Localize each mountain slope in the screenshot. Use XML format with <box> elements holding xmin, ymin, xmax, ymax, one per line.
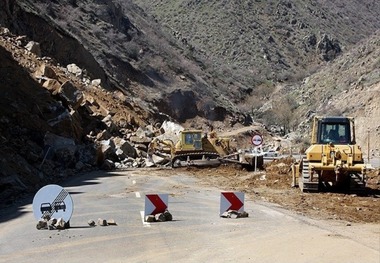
<box><xmin>132</xmin><ymin>0</ymin><xmax>380</xmax><ymax>84</ymax></box>
<box><xmin>291</xmin><ymin>31</ymin><xmax>380</xmax><ymax>151</ymax></box>
<box><xmin>2</xmin><ymin>0</ymin><xmax>379</xmax><ymax>126</ymax></box>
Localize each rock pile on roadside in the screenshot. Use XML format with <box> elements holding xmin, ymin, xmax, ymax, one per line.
<box><xmin>36</xmin><ymin>216</ymin><xmax>70</xmax><ymax>230</ymax></box>
<box><xmin>145</xmin><ymin>210</ymin><xmax>173</xmax><ymax>223</ymax></box>
<box><xmin>0</xmin><ymin>27</ymin><xmax>180</xmax><ymax>207</ymax></box>
<box><xmin>220</xmin><ymin>210</ymin><xmax>249</xmax><ymax>219</ymax></box>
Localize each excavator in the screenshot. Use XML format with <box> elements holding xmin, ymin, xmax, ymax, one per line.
<box><xmin>292</xmin><ymin>116</ymin><xmax>367</xmax><ymax>192</ymax></box>
<box><xmin>148</xmin><ymin>129</ymin><xmax>263</xmax><ymax>169</ymax></box>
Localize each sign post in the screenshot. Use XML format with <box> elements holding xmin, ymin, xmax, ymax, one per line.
<box><xmin>251</xmin><ymin>134</ymin><xmax>263</xmax><ymax>172</ymax></box>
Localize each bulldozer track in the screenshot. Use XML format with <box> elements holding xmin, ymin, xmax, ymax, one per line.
<box><xmin>301</xmin><ymin>159</ymin><xmax>319</xmax><ymax>192</ymax></box>
<box><xmin>171</xmin><ymin>152</ymin><xmax>220</xmax><ymax>168</ymax></box>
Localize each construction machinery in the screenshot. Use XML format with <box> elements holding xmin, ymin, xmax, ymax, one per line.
<box><xmin>148</xmin><ymin>129</ymin><xmax>263</xmax><ymax>169</ymax></box>
<box><xmin>292</xmin><ymin>116</ymin><xmax>367</xmax><ymax>192</ymax></box>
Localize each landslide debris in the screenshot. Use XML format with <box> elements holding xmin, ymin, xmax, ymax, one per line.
<box><xmin>0</xmin><ymin>27</ymin><xmax>162</xmax><ymax>208</ymax></box>
<box><xmin>184</xmin><ymin>159</ymin><xmax>380</xmax><ymax>223</ymax></box>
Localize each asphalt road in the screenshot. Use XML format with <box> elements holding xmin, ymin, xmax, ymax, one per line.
<box><xmin>0</xmin><ymin>169</ymin><xmax>379</xmax><ymax>263</ymax></box>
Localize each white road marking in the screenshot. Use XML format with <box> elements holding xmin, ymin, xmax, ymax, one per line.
<box><xmin>135</xmin><ymin>192</ymin><xmax>141</xmax><ymax>198</ymax></box>
<box><xmin>140</xmin><ymin>211</ymin><xmax>151</xmax><ymax>227</ymax></box>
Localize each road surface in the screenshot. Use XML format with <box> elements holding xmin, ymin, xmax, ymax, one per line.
<box><xmin>0</xmin><ymin>169</ymin><xmax>379</xmax><ymax>263</ymax></box>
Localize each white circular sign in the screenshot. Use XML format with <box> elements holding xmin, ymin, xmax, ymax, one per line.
<box><xmin>32</xmin><ymin>184</ymin><xmax>73</xmax><ymax>222</ymax></box>
<box><xmin>251</xmin><ymin>134</ymin><xmax>263</xmax><ymax>146</ymax></box>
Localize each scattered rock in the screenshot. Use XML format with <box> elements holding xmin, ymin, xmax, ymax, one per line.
<box><xmin>155</xmin><ymin>213</ymin><xmax>166</xmax><ymax>222</ymax></box>
<box><xmin>25</xmin><ymin>41</ymin><xmax>41</xmax><ymax>57</ymax></box>
<box><xmin>67</xmin><ymin>63</ymin><xmax>82</xmax><ymax>77</ymax></box>
<box><xmin>91</xmin><ymin>79</ymin><xmax>101</xmax><ymax>86</ymax></box>
<box><xmin>163</xmin><ymin>210</ymin><xmax>173</xmax><ymax>221</ymax></box>
<box><xmin>36</xmin><ymin>217</ymin><xmax>69</xmax><ymax>230</ymax></box>
<box><xmin>97</xmin><ymin>218</ymin><xmax>108</xmax><ymax>226</ymax></box>
<box><xmin>220</xmin><ymin>210</ymin><xmax>249</xmax><ymax>219</ymax></box>
<box><xmin>59</xmin><ymin>80</ymin><xmax>84</xmax><ymax>110</ymax></box>
<box><xmin>88</xmin><ymin>219</ymin><xmax>96</xmax><ymax>227</ymax></box>
<box><xmin>107</xmin><ymin>219</ymin><xmax>117</xmax><ymax>225</ymax></box>
<box><xmin>145</xmin><ymin>215</ymin><xmax>155</xmax><ymax>222</ymax></box>
<box><xmin>36</xmin><ymin>219</ymin><xmax>48</xmax><ymax>230</ymax></box>
<box><xmin>35</xmin><ymin>63</ymin><xmax>57</xmax><ymax>79</ymax></box>
<box><xmin>55</xmin><ymin>218</ymin><xmax>66</xmax><ymax>229</ymax></box>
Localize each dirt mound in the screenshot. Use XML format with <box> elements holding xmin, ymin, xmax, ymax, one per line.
<box><xmin>183</xmin><ymin>159</ymin><xmax>380</xmax><ymax>223</ymax></box>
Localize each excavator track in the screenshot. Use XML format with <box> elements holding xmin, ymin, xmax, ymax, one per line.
<box><xmin>171</xmin><ymin>152</ymin><xmax>220</xmax><ymax>168</ymax></box>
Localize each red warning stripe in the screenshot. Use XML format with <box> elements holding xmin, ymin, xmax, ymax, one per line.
<box><xmin>222</xmin><ymin>192</ymin><xmax>244</xmax><ymax>211</ymax></box>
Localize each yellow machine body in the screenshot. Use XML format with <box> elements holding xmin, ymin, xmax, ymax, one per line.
<box><xmin>292</xmin><ymin>116</ymin><xmax>367</xmax><ymax>192</ymax></box>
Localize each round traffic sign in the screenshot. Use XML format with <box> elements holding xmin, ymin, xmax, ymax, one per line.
<box><xmin>32</xmin><ymin>184</ymin><xmax>73</xmax><ymax>222</ymax></box>
<box><xmin>251</xmin><ymin>134</ymin><xmax>263</xmax><ymax>146</ymax></box>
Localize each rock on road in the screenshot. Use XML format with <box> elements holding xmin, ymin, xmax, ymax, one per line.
<box><xmin>0</xmin><ymin>168</ymin><xmax>379</xmax><ymax>263</ymax></box>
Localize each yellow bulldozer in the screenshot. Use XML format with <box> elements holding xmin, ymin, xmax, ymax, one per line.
<box><xmin>292</xmin><ymin>116</ymin><xmax>367</xmax><ymax>192</ymax></box>
<box><xmin>148</xmin><ymin>129</ymin><xmax>263</xmax><ymax>169</ymax></box>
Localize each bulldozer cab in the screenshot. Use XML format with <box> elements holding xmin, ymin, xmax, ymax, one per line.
<box><xmin>312</xmin><ymin>116</ymin><xmax>354</xmax><ymax>145</ymax></box>
<box><xmin>178</xmin><ymin>130</ymin><xmax>203</xmax><ymax>151</ymax></box>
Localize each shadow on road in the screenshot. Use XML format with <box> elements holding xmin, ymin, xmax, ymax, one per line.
<box><xmin>0</xmin><ymin>169</ymin><xmax>131</xmax><ymax>224</ymax></box>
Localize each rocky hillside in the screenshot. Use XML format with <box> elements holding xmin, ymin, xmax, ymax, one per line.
<box><xmin>0</xmin><ymin>27</ymin><xmax>158</xmax><ymax>206</ymax></box>
<box><xmin>132</xmin><ymin>0</ymin><xmax>380</xmax><ymax>108</ymax></box>
<box><xmin>0</xmin><ymin>0</ymin><xmax>379</xmax><ymax>206</ymax></box>
<box><xmin>291</xmin><ymin>31</ymin><xmax>380</xmax><ymax>152</ymax></box>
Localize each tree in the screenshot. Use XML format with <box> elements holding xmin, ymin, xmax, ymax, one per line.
<box><xmin>272</xmin><ymin>95</ymin><xmax>297</xmax><ymax>135</ymax></box>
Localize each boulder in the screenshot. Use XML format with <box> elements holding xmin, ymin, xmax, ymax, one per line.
<box><xmin>36</xmin><ymin>220</ymin><xmax>48</xmax><ymax>230</ymax></box>
<box><xmin>59</xmin><ymin>81</ymin><xmax>84</xmax><ymax>109</ymax></box>
<box><xmin>35</xmin><ymin>63</ymin><xmax>57</xmax><ymax>79</ymax></box>
<box><xmin>42</xmin><ymin>78</ymin><xmax>61</xmax><ymax>92</ymax></box>
<box><xmin>101</xmin><ymin>159</ymin><xmax>115</xmax><ymax>170</ymax></box>
<box><xmin>76</xmin><ymin>144</ymin><xmax>99</xmax><ymax>166</ymax></box>
<box><xmin>99</xmin><ymin>139</ymin><xmax>116</xmax><ymax>160</ymax></box>
<box><xmin>97</xmin><ymin>218</ymin><xmax>108</xmax><ymax>226</ymax></box>
<box><xmin>151</xmin><ymin>154</ymin><xmax>169</xmax><ymax>165</ymax></box>
<box><xmin>113</xmin><ymin>137</ymin><xmax>136</xmax><ymax>159</ymax></box>
<box><xmin>96</xmin><ymin>130</ymin><xmax>112</xmax><ymax>141</ymax></box>
<box><xmin>88</xmin><ymin>219</ymin><xmax>96</xmax><ymax>227</ymax></box>
<box><xmin>67</xmin><ymin>63</ymin><xmax>82</xmax><ymax>77</ymax></box>
<box><xmin>135</xmin><ymin>126</ymin><xmax>155</xmax><ymax>138</ymax></box>
<box><xmin>107</xmin><ymin>219</ymin><xmax>117</xmax><ymax>225</ymax></box>
<box><xmin>91</xmin><ymin>79</ymin><xmax>101</xmax><ymax>86</ymax></box>
<box><xmin>163</xmin><ymin>210</ymin><xmax>173</xmax><ymax>221</ymax></box>
<box><xmin>102</xmin><ymin>115</ymin><xmax>118</xmax><ymax>133</ymax></box>
<box><xmin>145</xmin><ymin>215</ymin><xmax>155</xmax><ymax>222</ymax></box>
<box><xmin>25</xmin><ymin>41</ymin><xmax>41</xmax><ymax>57</ymax></box>
<box><xmin>55</xmin><ymin>218</ymin><xmax>66</xmax><ymax>229</ymax></box>
<box><xmin>129</xmin><ymin>136</ymin><xmax>152</xmax><ymax>144</ymax></box>
<box><xmin>316</xmin><ymin>34</ymin><xmax>342</xmax><ymax>61</ymax></box>
<box><xmin>44</xmin><ymin>132</ymin><xmax>75</xmax><ymax>149</ymax></box>
<box><xmin>155</xmin><ymin>213</ymin><xmax>166</xmax><ymax>222</ymax></box>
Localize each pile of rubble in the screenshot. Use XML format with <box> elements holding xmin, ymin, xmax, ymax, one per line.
<box><xmin>145</xmin><ymin>210</ymin><xmax>173</xmax><ymax>223</ymax></box>
<box><xmin>36</xmin><ymin>215</ymin><xmax>70</xmax><ymax>230</ymax></box>
<box><xmin>88</xmin><ymin>218</ymin><xmax>117</xmax><ymax>227</ymax></box>
<box><xmin>0</xmin><ymin>27</ymin><xmax>185</xmax><ymax>205</ymax></box>
<box><xmin>220</xmin><ymin>210</ymin><xmax>249</xmax><ymax>219</ymax></box>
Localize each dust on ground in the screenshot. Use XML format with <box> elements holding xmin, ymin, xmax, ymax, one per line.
<box><xmin>173</xmin><ymin>158</ymin><xmax>380</xmax><ymax>223</ymax></box>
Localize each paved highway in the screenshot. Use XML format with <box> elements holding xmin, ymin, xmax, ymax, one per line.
<box><xmin>0</xmin><ymin>169</ymin><xmax>379</xmax><ymax>263</ymax></box>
